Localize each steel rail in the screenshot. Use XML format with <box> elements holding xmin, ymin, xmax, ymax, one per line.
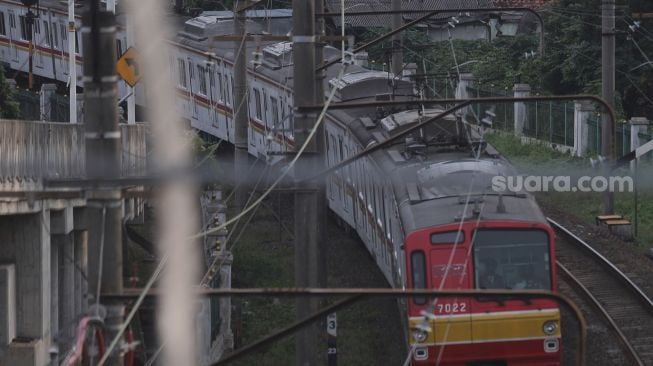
<box><xmin>556</xmin><ymin>262</ymin><xmax>644</xmax><ymax>366</ymax></box>
<box><xmin>548</xmin><ymin>218</ymin><xmax>653</xmax><ymax>312</ymax></box>
<box><xmin>549</xmin><ymin>218</ymin><xmax>653</xmax><ymax>365</ymax></box>
<box><xmin>102</xmin><ymin>287</ymin><xmax>586</xmax><ymax>366</ymax></box>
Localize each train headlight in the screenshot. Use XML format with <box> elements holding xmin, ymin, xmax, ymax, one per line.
<box><xmin>542</xmin><ymin>320</ymin><xmax>558</xmax><ymax>335</ymax></box>
<box><xmin>411</xmin><ymin>326</ymin><xmax>429</xmax><ymax>343</ymax></box>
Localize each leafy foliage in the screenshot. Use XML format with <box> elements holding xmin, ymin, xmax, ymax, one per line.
<box><xmin>0</xmin><ymin>66</ymin><xmax>19</xmax><ymax>119</ymax></box>
<box><xmin>360</xmin><ymin>0</ymin><xmax>653</xmax><ymax>119</ymax></box>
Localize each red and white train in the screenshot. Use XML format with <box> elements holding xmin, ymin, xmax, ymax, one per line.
<box><xmin>0</xmin><ymin>1</ymin><xmax>561</xmax><ymax>364</ymax></box>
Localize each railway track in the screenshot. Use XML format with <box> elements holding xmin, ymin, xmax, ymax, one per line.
<box><xmin>549</xmin><ymin>218</ymin><xmax>653</xmax><ymax>366</ymax></box>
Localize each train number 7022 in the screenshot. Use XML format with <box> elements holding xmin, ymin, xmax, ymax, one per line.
<box><xmin>435</xmin><ymin>302</ymin><xmax>467</xmax><ymax>314</ymax></box>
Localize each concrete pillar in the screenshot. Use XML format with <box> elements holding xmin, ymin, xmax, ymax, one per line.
<box><xmin>513</xmin><ymin>84</ymin><xmax>531</xmax><ymax>137</ymax></box>
<box><xmin>7</xmin><ymin>210</ymin><xmax>51</xmax><ymax>365</ymax></box>
<box><xmin>197</xmin><ymin>299</ymin><xmax>211</xmax><ymax>366</ymax></box>
<box><xmin>0</xmin><ymin>264</ymin><xmax>16</xmax><ymax>347</ymax></box>
<box><xmin>573</xmin><ymin>101</ymin><xmax>595</xmax><ymax>157</ymax></box>
<box><xmin>218</xmin><ymin>251</ymin><xmax>233</xmax><ymax>341</ymax></box>
<box><xmin>73</xmin><ymin>230</ymin><xmax>88</xmax><ymax>315</ymax></box>
<box><xmin>39</xmin><ymin>84</ymin><xmax>57</xmax><ymax>122</ymax></box>
<box><xmin>53</xmin><ymin>234</ymin><xmax>75</xmax><ymax>339</ymax></box>
<box><xmin>50</xmin><ymin>208</ymin><xmax>74</xmax><ymax>344</ymax></box>
<box><xmin>629</xmin><ymin>117</ymin><xmax>651</xmax><ymax>171</ymax></box>
<box><xmin>455</xmin><ymin>73</ymin><xmax>475</xmax><ymax>120</ymax></box>
<box><xmin>76</xmin><ymin>93</ymin><xmax>84</xmax><ymax>123</ymax></box>
<box><xmin>50</xmin><ymin>241</ymin><xmax>59</xmax><ymax>342</ymax></box>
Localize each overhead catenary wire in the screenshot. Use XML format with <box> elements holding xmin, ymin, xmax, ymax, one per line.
<box><xmin>546</xmin><ymin>43</ymin><xmax>653</xmax><ymax>107</ymax></box>
<box><xmin>98</xmin><ymin>65</ymin><xmax>349</xmax><ymax>365</ymax></box>
<box><xmin>146</xmin><ymin>163</ymin><xmax>272</xmax><ymax>366</ymax></box>
<box><xmin>404</xmin><ymin>121</ymin><xmax>490</xmax><ymax>365</ymax></box>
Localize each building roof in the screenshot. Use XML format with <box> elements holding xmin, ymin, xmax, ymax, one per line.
<box><xmin>323</xmin><ymin>0</ymin><xmax>493</xmax><ymax>28</ymax></box>
<box><xmin>492</xmin><ymin>0</ymin><xmax>553</xmax><ymax>10</ymax></box>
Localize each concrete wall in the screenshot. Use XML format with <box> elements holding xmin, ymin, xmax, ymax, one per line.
<box><xmin>0</xmin><ymin>211</ymin><xmax>51</xmax><ymax>366</ymax></box>
<box><xmin>0</xmin><ymin>205</ymin><xmax>83</xmax><ymax>366</ymax></box>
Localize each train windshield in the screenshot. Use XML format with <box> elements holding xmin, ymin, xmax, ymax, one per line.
<box><xmin>472</xmin><ymin>229</ymin><xmax>551</xmax><ymax>290</ymax></box>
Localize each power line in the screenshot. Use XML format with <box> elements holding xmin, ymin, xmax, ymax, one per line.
<box><xmin>98</xmin><ymin>66</ymin><xmax>350</xmax><ymax>365</ymax></box>
<box><xmin>548</xmin><ymin>43</ymin><xmax>653</xmax><ymax>107</ymax></box>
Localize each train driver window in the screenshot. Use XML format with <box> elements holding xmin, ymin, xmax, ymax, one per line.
<box><xmin>473</xmin><ymin>229</ymin><xmax>551</xmax><ymax>290</ymax></box>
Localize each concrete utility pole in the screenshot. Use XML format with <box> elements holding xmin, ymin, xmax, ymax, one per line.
<box><xmin>601</xmin><ymin>0</ymin><xmax>616</xmax><ymax>214</ymax></box>
<box><xmin>292</xmin><ymin>0</ymin><xmax>322</xmax><ymax>365</ymax></box>
<box><xmin>68</xmin><ymin>0</ymin><xmax>77</xmax><ymax>123</ymax></box>
<box><xmin>82</xmin><ymin>7</ymin><xmax>124</xmax><ymax>366</ymax></box>
<box><xmin>313</xmin><ymin>0</ymin><xmax>328</xmax><ymax>360</ymax></box>
<box><xmin>233</xmin><ymin>5</ymin><xmax>249</xmax><ymax>211</ymax></box>
<box><xmin>391</xmin><ymin>0</ymin><xmax>403</xmax><ymax>77</ymax></box>
<box><xmin>126</xmin><ymin>13</ymin><xmax>136</xmax><ymax>124</ymax></box>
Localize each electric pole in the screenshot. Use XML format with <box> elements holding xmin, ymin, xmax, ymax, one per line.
<box><xmin>391</xmin><ymin>0</ymin><xmax>403</xmax><ymax>77</ymax></box>
<box><xmin>233</xmin><ymin>4</ymin><xmax>249</xmax><ymax>211</ymax></box>
<box><xmin>82</xmin><ymin>5</ymin><xmax>124</xmax><ymax>365</ymax></box>
<box><xmin>293</xmin><ymin>0</ymin><xmax>322</xmax><ymax>365</ymax></box>
<box><xmin>68</xmin><ymin>0</ymin><xmax>77</xmax><ymax>123</ymax></box>
<box><xmin>602</xmin><ymin>0</ymin><xmax>616</xmax><ymax>214</ymax></box>
<box><xmin>314</xmin><ymin>0</ymin><xmax>329</xmax><ymax>360</ymax></box>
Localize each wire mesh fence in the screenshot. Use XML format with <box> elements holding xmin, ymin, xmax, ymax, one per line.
<box><xmin>13</xmin><ymin>88</ymin><xmax>41</xmax><ymax>121</ymax></box>
<box><xmin>523</xmin><ymin>100</ymin><xmax>575</xmax><ymax>147</ymax></box>
<box><xmin>12</xmin><ymin>88</ymin><xmax>71</xmax><ymax>122</ymax></box>
<box><xmin>467</xmin><ymin>85</ymin><xmax>576</xmax><ymax>147</ymax></box>
<box><xmin>586</xmin><ymin>117</ymin><xmax>653</xmax><ymax>157</ymax></box>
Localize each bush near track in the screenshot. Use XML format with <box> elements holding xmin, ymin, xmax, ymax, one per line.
<box><xmin>485</xmin><ymin>133</ymin><xmax>653</xmax><ymax>248</ymax></box>
<box><xmin>229</xmin><ymin>194</ymin><xmax>405</xmax><ymax>365</ymax></box>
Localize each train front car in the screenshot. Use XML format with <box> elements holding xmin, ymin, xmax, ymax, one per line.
<box><xmin>401</xmin><ymin>159</ymin><xmax>560</xmax><ymax>366</ymax></box>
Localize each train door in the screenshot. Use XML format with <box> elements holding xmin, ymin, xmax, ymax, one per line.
<box><xmin>8</xmin><ymin>10</ymin><xmax>18</xmax><ymax>62</ymax></box>
<box><xmin>342</xmin><ymin>142</ymin><xmax>353</xmax><ymax>217</ymax></box>
<box><xmin>428</xmin><ymin>236</ymin><xmax>472</xmax><ymax>360</ymax></box>
<box><xmin>33</xmin><ymin>18</ymin><xmax>44</xmax><ymax>69</ymax></box>
<box><xmin>59</xmin><ymin>22</ymin><xmax>66</xmax><ymax>73</ymax></box>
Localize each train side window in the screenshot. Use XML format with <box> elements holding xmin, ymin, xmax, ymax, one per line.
<box><xmin>9</xmin><ymin>13</ymin><xmax>15</xmax><ymax>29</ymax></box>
<box><xmin>253</xmin><ymin>88</ymin><xmax>262</xmax><ymax>120</ymax></box>
<box><xmin>19</xmin><ymin>15</ymin><xmax>27</xmax><ymax>40</ymax></box>
<box><xmin>431</xmin><ymin>231</ymin><xmax>465</xmax><ymax>245</ymax></box>
<box><xmin>270</xmin><ymin>96</ymin><xmax>279</xmax><ymax>127</ymax></box>
<box><xmin>197</xmin><ymin>65</ymin><xmax>207</xmax><ymax>95</ymax></box>
<box><xmin>227</xmin><ymin>75</ymin><xmax>234</xmax><ymax>103</ymax></box>
<box><xmin>217</xmin><ymin>72</ymin><xmax>223</xmax><ymax>101</ymax></box>
<box><xmin>177</xmin><ymin>59</ymin><xmax>187</xmax><ymax>88</ymax></box>
<box><xmin>42</xmin><ymin>21</ymin><xmax>49</xmax><ymax>46</ymax></box>
<box><xmin>52</xmin><ymin>21</ymin><xmax>58</xmax><ymax>48</ymax></box>
<box><xmin>60</xmin><ymin>23</ymin><xmax>66</xmax><ymax>41</ymax></box>
<box><xmin>411</xmin><ymin>251</ymin><xmax>427</xmax><ymax>305</ymax></box>
<box><xmin>0</xmin><ymin>12</ymin><xmax>6</xmax><ymax>36</ymax></box>
<box><xmin>262</xmin><ymin>89</ymin><xmax>268</xmax><ymax>123</ymax></box>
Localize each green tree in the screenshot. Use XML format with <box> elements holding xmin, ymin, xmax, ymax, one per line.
<box><xmin>0</xmin><ymin>66</ymin><xmax>19</xmax><ymax>119</ymax></box>
<box><xmin>360</xmin><ymin>0</ymin><xmax>653</xmax><ymax>119</ymax></box>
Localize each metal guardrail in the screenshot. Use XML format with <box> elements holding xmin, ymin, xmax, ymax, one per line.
<box><xmin>0</xmin><ymin>120</ymin><xmax>147</xmax><ymax>182</ymax></box>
